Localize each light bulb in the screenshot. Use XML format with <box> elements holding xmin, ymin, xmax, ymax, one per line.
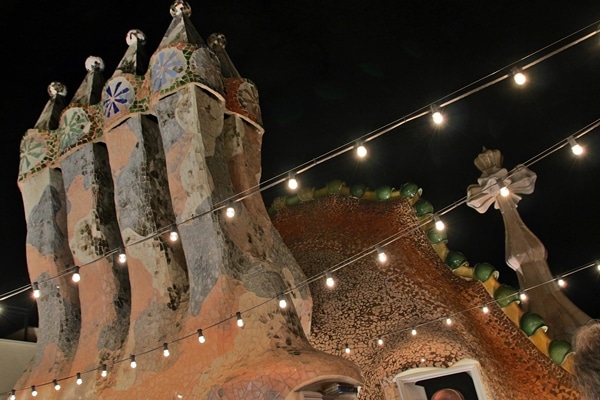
<box><xmin>31</xmin><ymin>386</ymin><xmax>37</xmax><ymax>397</ymax></box>
<box><xmin>519</xmin><ymin>292</ymin><xmax>528</xmax><ymax>301</ymax></box>
<box><xmin>278</xmin><ymin>294</ymin><xmax>287</xmax><ymax>309</ymax></box>
<box><xmin>101</xmin><ymin>364</ymin><xmax>108</xmax><ymax>377</ymax></box>
<box><xmin>225</xmin><ymin>205</ymin><xmax>236</xmax><ymax>218</ymax></box>
<box><xmin>432</xmin><ymin>111</ymin><xmax>444</xmax><ymax>125</ymax></box>
<box><xmin>356</xmin><ymin>142</ymin><xmax>367</xmax><ymax>158</ymax></box>
<box><xmin>163</xmin><ymin>343</ymin><xmax>170</xmax><ymax>357</ymax></box>
<box><xmin>596</xmin><ymin>260</ymin><xmax>600</xmax><ymax>271</ymax></box>
<box><xmin>118</xmin><ymin>251</ymin><xmax>127</xmax><ymax>264</ymax></box>
<box><xmin>53</xmin><ymin>379</ymin><xmax>61</xmax><ymax>391</ymax></box>
<box><xmin>72</xmin><ymin>266</ymin><xmax>81</xmax><ymax>283</ymax></box>
<box><xmin>411</xmin><ymin>328</ymin><xmax>417</xmax><ymax>336</ymax></box>
<box><xmin>497</xmin><ymin>178</ymin><xmax>509</xmax><ymax>197</ymax></box>
<box><xmin>568</xmin><ymin>136</ymin><xmax>584</xmax><ymax>155</ymax></box>
<box><xmin>430</xmin><ymin>104</ymin><xmax>444</xmax><ymax>125</ymax></box>
<box><xmin>557</xmin><ymin>278</ymin><xmax>566</xmax><ymax>288</ymax></box>
<box><xmin>345</xmin><ymin>344</ymin><xmax>351</xmax><ymax>354</ymax></box>
<box><xmin>169</xmin><ymin>229</ymin><xmax>179</xmax><ymax>242</ymax></box>
<box><xmin>513</xmin><ymin>71</ymin><xmax>527</xmax><ymax>86</ymax></box>
<box><xmin>197</xmin><ymin>329</ymin><xmax>206</xmax><ymax>343</ymax></box>
<box><xmin>376</xmin><ymin>247</ymin><xmax>387</xmax><ymax>263</ymax></box>
<box><xmin>9</xmin><ymin>389</ymin><xmax>15</xmax><ymax>400</ymax></box>
<box><xmin>434</xmin><ymin>215</ymin><xmax>445</xmax><ymax>231</ymax></box>
<box><xmin>236</xmin><ymin>312</ymin><xmax>244</xmax><ymax>327</ymax></box>
<box><xmin>482</xmin><ymin>306</ymin><xmax>490</xmax><ymax>314</ymax></box>
<box><xmin>377</xmin><ymin>337</ymin><xmax>384</xmax><ymax>346</ymax></box>
<box><xmin>446</xmin><ymin>317</ymin><xmax>452</xmax><ymax>326</ymax></box>
<box><xmin>130</xmin><ymin>355</ymin><xmax>137</xmax><ymax>369</ymax></box>
<box><xmin>287</xmin><ymin>173</ymin><xmax>298</xmax><ymax>190</ymax></box>
<box><xmin>325</xmin><ymin>273</ymin><xmax>335</xmax><ymax>288</ymax></box>
<box><xmin>32</xmin><ymin>282</ymin><xmax>40</xmax><ymax>299</ymax></box>
<box><xmin>76</xmin><ymin>372</ymin><xmax>83</xmax><ymax>385</ymax></box>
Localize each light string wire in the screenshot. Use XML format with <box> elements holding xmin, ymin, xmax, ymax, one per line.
<box><xmin>3</xmin><ymin>18</ymin><xmax>600</xmax><ymax>398</ymax></box>
<box><xmin>208</xmin><ymin>18</ymin><xmax>600</xmax><ymax>214</ymax></box>
<box><xmin>2</xmin><ymin>16</ymin><xmax>599</xmax><ymax>302</ymax></box>
<box><xmin>4</xmin><ymin>114</ymin><xmax>599</xmax><ymax>398</ymax></box>
<box><xmin>371</xmin><ymin>261</ymin><xmax>600</xmax><ymax>349</ymax></box>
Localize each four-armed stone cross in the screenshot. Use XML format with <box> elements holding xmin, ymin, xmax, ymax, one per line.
<box><xmin>466</xmin><ymin>148</ymin><xmax>590</xmax><ymax>341</ymax></box>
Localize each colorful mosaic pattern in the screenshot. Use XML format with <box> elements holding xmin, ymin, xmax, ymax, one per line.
<box><xmin>103</xmin><ymin>77</ymin><xmax>135</xmax><ymax>118</ymax></box>
<box><xmin>58</xmin><ymin>108</ymin><xmax>92</xmax><ymax>155</ymax></box>
<box><xmin>19</xmin><ymin>130</ymin><xmax>57</xmax><ymax>179</ymax></box>
<box><xmin>224</xmin><ymin>78</ymin><xmax>263</xmax><ymax>126</ymax></box>
<box><xmin>150</xmin><ymin>44</ymin><xmax>223</xmax><ymax>97</ymax></box>
<box><xmin>151</xmin><ymin>47</ymin><xmax>186</xmax><ymax>93</ymax></box>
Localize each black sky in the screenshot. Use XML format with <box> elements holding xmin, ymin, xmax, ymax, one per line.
<box><xmin>2</xmin><ymin>1</ymin><xmax>600</xmax><ymax>337</ymax></box>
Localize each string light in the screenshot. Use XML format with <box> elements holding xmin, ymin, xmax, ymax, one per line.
<box><xmin>277</xmin><ymin>293</ymin><xmax>287</xmax><ymax>309</ymax></box>
<box><xmin>72</xmin><ymin>266</ymin><xmax>81</xmax><ymax>283</ymax></box>
<box><xmin>225</xmin><ymin>203</ymin><xmax>236</xmax><ymax>218</ymax></box>
<box><xmin>32</xmin><ymin>282</ymin><xmax>40</xmax><ymax>299</ymax></box>
<box><xmin>376</xmin><ymin>246</ymin><xmax>387</xmax><ymax>263</ymax></box>
<box><xmin>130</xmin><ymin>354</ymin><xmax>137</xmax><ymax>369</ymax></box>
<box><xmin>433</xmin><ymin>214</ymin><xmax>445</xmax><ymax>231</ymax></box>
<box><xmin>557</xmin><ymin>277</ymin><xmax>566</xmax><ymax>288</ymax></box>
<box><xmin>567</xmin><ymin>135</ymin><xmax>584</xmax><ymax>155</ymax></box>
<box><xmin>169</xmin><ymin>226</ymin><xmax>179</xmax><ymax>242</ymax></box>
<box><xmin>512</xmin><ymin>67</ymin><xmax>527</xmax><ymax>85</ymax></box>
<box><xmin>287</xmin><ymin>172</ymin><xmax>298</xmax><ymax>190</ymax></box>
<box><xmin>519</xmin><ymin>292</ymin><xmax>528</xmax><ymax>301</ymax></box>
<box><xmin>4</xmin><ymin>24</ymin><xmax>598</xmax><ymax>312</ymax></box>
<box><xmin>76</xmin><ymin>372</ymin><xmax>83</xmax><ymax>385</ymax></box>
<box><xmin>117</xmin><ymin>250</ymin><xmax>127</xmax><ymax>264</ymax></box>
<box><xmin>197</xmin><ymin>329</ymin><xmax>206</xmax><ymax>343</ymax></box>
<box><xmin>445</xmin><ymin>317</ymin><xmax>452</xmax><ymax>326</ymax></box>
<box><xmin>596</xmin><ymin>260</ymin><xmax>600</xmax><ymax>271</ymax></box>
<box><xmin>163</xmin><ymin>343</ymin><xmax>170</xmax><ymax>357</ymax></box>
<box><xmin>9</xmin><ymin>389</ymin><xmax>15</xmax><ymax>400</ymax></box>
<box><xmin>325</xmin><ymin>272</ymin><xmax>335</xmax><ymax>288</ymax></box>
<box><xmin>30</xmin><ymin>386</ymin><xmax>37</xmax><ymax>397</ymax></box>
<box><xmin>355</xmin><ymin>141</ymin><xmax>367</xmax><ymax>158</ymax></box>
<box><xmin>495</xmin><ymin>178</ymin><xmax>510</xmax><ymax>197</ymax></box>
<box><xmin>236</xmin><ymin>311</ymin><xmax>244</xmax><ymax>327</ymax></box>
<box><xmin>6</xmin><ymin>258</ymin><xmax>598</xmax><ymax>397</ymax></box>
<box><xmin>53</xmin><ymin>379</ymin><xmax>61</xmax><ymax>391</ymax></box>
<box><xmin>430</xmin><ymin>105</ymin><xmax>444</xmax><ymax>125</ymax></box>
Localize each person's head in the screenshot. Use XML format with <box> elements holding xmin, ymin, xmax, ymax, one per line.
<box><xmin>573</xmin><ymin>321</ymin><xmax>600</xmax><ymax>399</ymax></box>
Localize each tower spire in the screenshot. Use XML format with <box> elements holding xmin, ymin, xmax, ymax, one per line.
<box><xmin>207</xmin><ymin>33</ymin><xmax>263</xmax><ymax>128</ymax></box>
<box><xmin>34</xmin><ymin>82</ymin><xmax>68</xmax><ymax>130</ymax></box>
<box><xmin>114</xmin><ymin>29</ymin><xmax>149</xmax><ymax>76</ymax></box>
<box><xmin>70</xmin><ymin>56</ymin><xmax>106</xmax><ymax>106</ymax></box>
<box><xmin>158</xmin><ymin>1</ymin><xmax>205</xmax><ymax>51</ymax></box>
<box><xmin>207</xmin><ymin>33</ymin><xmax>240</xmax><ymax>79</ymax></box>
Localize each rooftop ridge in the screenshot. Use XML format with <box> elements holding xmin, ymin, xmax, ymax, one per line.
<box><xmin>267</xmin><ymin>179</ymin><xmax>575</xmax><ymax>372</ymax></box>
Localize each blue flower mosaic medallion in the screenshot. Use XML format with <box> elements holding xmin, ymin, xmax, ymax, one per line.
<box><xmin>103</xmin><ymin>77</ymin><xmax>135</xmax><ymax>118</ymax></box>
<box><xmin>150</xmin><ymin>48</ymin><xmax>186</xmax><ymax>93</ymax></box>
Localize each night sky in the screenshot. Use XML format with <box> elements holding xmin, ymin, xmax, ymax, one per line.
<box><xmin>1</xmin><ymin>1</ymin><xmax>600</xmax><ymax>338</ymax></box>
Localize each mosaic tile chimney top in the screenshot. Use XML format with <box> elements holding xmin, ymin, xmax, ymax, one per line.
<box><xmin>16</xmin><ymin>1</ymin><xmax>362</xmax><ymax>398</ymax></box>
